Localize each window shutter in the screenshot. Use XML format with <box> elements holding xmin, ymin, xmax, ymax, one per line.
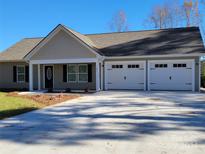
<box><xmin>63</xmin><ymin>65</ymin><xmax>67</xmax><ymax>82</ymax></box>
<box><xmin>25</xmin><ymin>66</ymin><xmax>29</xmax><ymax>82</ymax></box>
<box><xmin>88</xmin><ymin>64</ymin><xmax>92</xmax><ymax>82</ymax></box>
<box><xmin>13</xmin><ymin>66</ymin><xmax>17</xmax><ymax>82</ymax></box>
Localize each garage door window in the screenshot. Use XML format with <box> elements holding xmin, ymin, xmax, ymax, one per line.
<box><xmin>155</xmin><ymin>64</ymin><xmax>167</xmax><ymax>68</ymax></box>
<box><xmin>173</xmin><ymin>64</ymin><xmax>186</xmax><ymax>68</ymax></box>
<box><xmin>128</xmin><ymin>64</ymin><xmax>139</xmax><ymax>68</ymax></box>
<box><xmin>112</xmin><ymin>65</ymin><xmax>123</xmax><ymax>69</ymax></box>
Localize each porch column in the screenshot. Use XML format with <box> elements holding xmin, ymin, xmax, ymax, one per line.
<box><xmin>100</xmin><ymin>62</ymin><xmax>104</xmax><ymax>90</ymax></box>
<box><xmin>96</xmin><ymin>61</ymin><xmax>100</xmax><ymax>91</ymax></box>
<box><xmin>198</xmin><ymin>59</ymin><xmax>202</xmax><ymax>92</ymax></box>
<box><xmin>38</xmin><ymin>64</ymin><xmax>41</xmax><ymax>90</ymax></box>
<box><xmin>29</xmin><ymin>63</ymin><xmax>33</xmax><ymax>91</ymax></box>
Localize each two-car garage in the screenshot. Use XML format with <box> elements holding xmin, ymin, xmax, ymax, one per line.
<box><xmin>105</xmin><ymin>59</ymin><xmax>195</xmax><ymax>91</ymax></box>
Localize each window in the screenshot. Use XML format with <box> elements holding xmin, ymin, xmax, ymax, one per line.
<box><xmin>155</xmin><ymin>64</ymin><xmax>167</xmax><ymax>68</ymax></box>
<box><xmin>79</xmin><ymin>64</ymin><xmax>88</xmax><ymax>82</ymax></box>
<box><xmin>67</xmin><ymin>64</ymin><xmax>88</xmax><ymax>82</ymax></box>
<box><xmin>173</xmin><ymin>63</ymin><xmax>187</xmax><ymax>68</ymax></box>
<box><xmin>112</xmin><ymin>65</ymin><xmax>123</xmax><ymax>69</ymax></box>
<box><xmin>17</xmin><ymin>66</ymin><xmax>25</xmax><ymax>82</ymax></box>
<box><xmin>128</xmin><ymin>64</ymin><xmax>139</xmax><ymax>68</ymax></box>
<box><xmin>68</xmin><ymin>64</ymin><xmax>77</xmax><ymax>82</ymax></box>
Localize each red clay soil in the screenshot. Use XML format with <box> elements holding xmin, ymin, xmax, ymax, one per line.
<box><xmin>7</xmin><ymin>92</ymin><xmax>80</xmax><ymax>106</ymax></box>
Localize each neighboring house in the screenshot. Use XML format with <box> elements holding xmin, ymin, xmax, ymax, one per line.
<box><xmin>0</xmin><ymin>24</ymin><xmax>205</xmax><ymax>92</ymax></box>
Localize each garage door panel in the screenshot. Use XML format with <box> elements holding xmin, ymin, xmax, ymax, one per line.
<box><xmin>105</xmin><ymin>61</ymin><xmax>145</xmax><ymax>90</ymax></box>
<box><xmin>149</xmin><ymin>60</ymin><xmax>194</xmax><ymax>91</ymax></box>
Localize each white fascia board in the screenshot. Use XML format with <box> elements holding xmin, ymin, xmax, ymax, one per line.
<box><xmin>30</xmin><ymin>58</ymin><xmax>98</xmax><ymax>64</ymax></box>
<box><xmin>148</xmin><ymin>59</ymin><xmax>195</xmax><ymax>63</ymax></box>
<box><xmin>105</xmin><ymin>60</ymin><xmax>146</xmax><ymax>64</ymax></box>
<box><xmin>104</xmin><ymin>54</ymin><xmax>205</xmax><ymax>60</ymax></box>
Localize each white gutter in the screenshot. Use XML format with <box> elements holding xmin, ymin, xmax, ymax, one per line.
<box><xmin>104</xmin><ymin>54</ymin><xmax>205</xmax><ymax>59</ymax></box>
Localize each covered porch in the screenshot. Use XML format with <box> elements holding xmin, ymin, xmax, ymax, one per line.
<box><xmin>28</xmin><ymin>59</ymin><xmax>102</xmax><ymax>92</ymax></box>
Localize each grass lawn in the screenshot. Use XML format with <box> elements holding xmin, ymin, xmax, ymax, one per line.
<box><xmin>0</xmin><ymin>92</ymin><xmax>79</xmax><ymax>120</ymax></box>
<box><xmin>0</xmin><ymin>92</ymin><xmax>44</xmax><ymax>119</ymax></box>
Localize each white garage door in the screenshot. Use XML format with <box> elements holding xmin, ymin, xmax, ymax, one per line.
<box><xmin>148</xmin><ymin>60</ymin><xmax>194</xmax><ymax>91</ymax></box>
<box><xmin>105</xmin><ymin>61</ymin><xmax>146</xmax><ymax>90</ymax></box>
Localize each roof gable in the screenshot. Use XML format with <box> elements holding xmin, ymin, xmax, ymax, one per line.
<box><xmin>30</xmin><ymin>29</ymin><xmax>97</xmax><ymax>60</ymax></box>
<box><xmin>25</xmin><ymin>24</ymin><xmax>101</xmax><ymax>60</ymax></box>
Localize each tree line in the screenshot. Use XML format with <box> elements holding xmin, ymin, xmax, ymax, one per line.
<box><xmin>109</xmin><ymin>0</ymin><xmax>204</xmax><ymax>32</ymax></box>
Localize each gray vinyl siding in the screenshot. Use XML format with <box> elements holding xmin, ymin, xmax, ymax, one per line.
<box><xmin>0</xmin><ymin>62</ymin><xmax>29</xmax><ymax>90</ymax></box>
<box><xmin>0</xmin><ymin>62</ymin><xmax>96</xmax><ymax>91</ymax></box>
<box><xmin>104</xmin><ymin>56</ymin><xmax>200</xmax><ymax>91</ymax></box>
<box><xmin>0</xmin><ymin>56</ymin><xmax>201</xmax><ymax>91</ymax></box>
<box><xmin>30</xmin><ymin>30</ymin><xmax>96</xmax><ymax>60</ymax></box>
<box><xmin>53</xmin><ymin>64</ymin><xmax>96</xmax><ymax>90</ymax></box>
<box><xmin>33</xmin><ymin>64</ymin><xmax>96</xmax><ymax>90</ymax></box>
<box><xmin>32</xmin><ymin>64</ymin><xmax>45</xmax><ymax>90</ymax></box>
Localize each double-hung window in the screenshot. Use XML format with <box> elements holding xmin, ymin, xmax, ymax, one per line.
<box><xmin>17</xmin><ymin>65</ymin><xmax>25</xmax><ymax>83</ymax></box>
<box><xmin>67</xmin><ymin>64</ymin><xmax>88</xmax><ymax>82</ymax></box>
<box><xmin>68</xmin><ymin>64</ymin><xmax>78</xmax><ymax>82</ymax></box>
<box><xmin>78</xmin><ymin>64</ymin><xmax>88</xmax><ymax>82</ymax></box>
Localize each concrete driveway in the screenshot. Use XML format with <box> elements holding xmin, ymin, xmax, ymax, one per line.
<box><xmin>0</xmin><ymin>91</ymin><xmax>205</xmax><ymax>154</ymax></box>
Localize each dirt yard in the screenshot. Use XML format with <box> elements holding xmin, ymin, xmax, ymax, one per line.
<box><xmin>7</xmin><ymin>92</ymin><xmax>80</xmax><ymax>106</ymax></box>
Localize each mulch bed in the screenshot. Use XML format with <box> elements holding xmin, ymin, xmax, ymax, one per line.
<box><xmin>7</xmin><ymin>92</ymin><xmax>80</xmax><ymax>106</ymax></box>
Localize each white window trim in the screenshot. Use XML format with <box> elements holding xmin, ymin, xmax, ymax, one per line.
<box><xmin>67</xmin><ymin>64</ymin><xmax>88</xmax><ymax>83</ymax></box>
<box><xmin>17</xmin><ymin>65</ymin><xmax>25</xmax><ymax>83</ymax></box>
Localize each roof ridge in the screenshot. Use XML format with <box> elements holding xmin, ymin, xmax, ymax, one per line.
<box><xmin>85</xmin><ymin>26</ymin><xmax>199</xmax><ymax>36</ymax></box>
<box><xmin>22</xmin><ymin>26</ymin><xmax>200</xmax><ymax>39</ymax></box>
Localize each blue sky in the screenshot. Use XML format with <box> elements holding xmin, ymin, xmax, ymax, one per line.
<box><xmin>0</xmin><ymin>0</ymin><xmax>198</xmax><ymax>51</ymax></box>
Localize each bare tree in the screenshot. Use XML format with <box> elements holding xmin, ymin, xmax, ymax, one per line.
<box><xmin>144</xmin><ymin>0</ymin><xmax>205</xmax><ymax>29</ymax></box>
<box><xmin>165</xmin><ymin>1</ymin><xmax>184</xmax><ymax>27</ymax></box>
<box><xmin>144</xmin><ymin>0</ymin><xmax>182</xmax><ymax>29</ymax></box>
<box><xmin>182</xmin><ymin>0</ymin><xmax>201</xmax><ymax>27</ymax></box>
<box><xmin>183</xmin><ymin>0</ymin><xmax>193</xmax><ymax>27</ymax></box>
<box><xmin>145</xmin><ymin>5</ymin><xmax>167</xmax><ymax>29</ymax></box>
<box><xmin>109</xmin><ymin>10</ymin><xmax>129</xmax><ymax>32</ymax></box>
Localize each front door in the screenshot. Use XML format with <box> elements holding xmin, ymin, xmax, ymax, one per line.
<box><xmin>45</xmin><ymin>66</ymin><xmax>53</xmax><ymax>89</ymax></box>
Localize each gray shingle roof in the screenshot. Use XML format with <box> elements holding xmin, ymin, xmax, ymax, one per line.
<box><xmin>0</xmin><ymin>38</ymin><xmax>43</xmax><ymax>61</ymax></box>
<box><xmin>87</xmin><ymin>27</ymin><xmax>205</xmax><ymax>56</ymax></box>
<box><xmin>0</xmin><ymin>26</ymin><xmax>204</xmax><ymax>61</ymax></box>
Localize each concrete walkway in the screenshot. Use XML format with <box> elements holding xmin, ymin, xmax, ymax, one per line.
<box><xmin>0</xmin><ymin>91</ymin><xmax>205</xmax><ymax>154</ymax></box>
